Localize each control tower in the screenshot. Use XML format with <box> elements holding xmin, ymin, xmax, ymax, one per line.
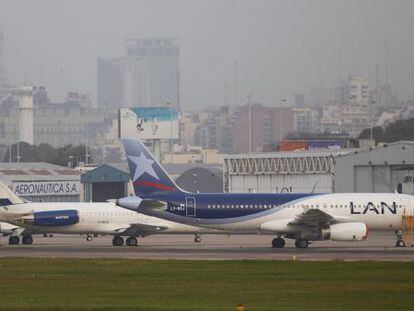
<box><xmin>17</xmin><ymin>85</ymin><xmax>34</xmax><ymax>145</ymax></box>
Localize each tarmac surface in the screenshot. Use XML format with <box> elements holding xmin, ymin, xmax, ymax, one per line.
<box><xmin>1</xmin><ymin>232</ymin><xmax>414</xmax><ymax>261</ymax></box>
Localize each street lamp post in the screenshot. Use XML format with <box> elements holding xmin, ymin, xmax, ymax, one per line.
<box><xmin>166</xmin><ymin>102</ymin><xmax>173</xmax><ymax>152</ymax></box>
<box><xmin>279</xmin><ymin>98</ymin><xmax>287</xmax><ymax>144</ymax></box>
<box><xmin>103</xmin><ymin>103</ymin><xmax>108</xmax><ymax>163</ymax></box>
<box><xmin>370</xmin><ymin>100</ymin><xmax>375</xmax><ymax>146</ymax></box>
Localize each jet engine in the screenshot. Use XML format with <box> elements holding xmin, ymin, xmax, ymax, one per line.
<box><xmin>322</xmin><ymin>222</ymin><xmax>368</xmax><ymax>241</ymax></box>
<box><xmin>20</xmin><ymin>210</ymin><xmax>79</xmax><ymax>226</ymax></box>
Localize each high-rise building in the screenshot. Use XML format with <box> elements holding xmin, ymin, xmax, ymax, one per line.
<box><xmin>349</xmin><ymin>75</ymin><xmax>368</xmax><ymax>107</ymax></box>
<box><xmin>98</xmin><ymin>38</ymin><xmax>179</xmax><ymax>111</ymax></box>
<box><xmin>293</xmin><ymin>107</ymin><xmax>320</xmax><ymax>133</ymax></box>
<box><xmin>0</xmin><ymin>32</ymin><xmax>14</xmax><ymax>103</ymax></box>
<box><xmin>294</xmin><ymin>93</ymin><xmax>305</xmax><ymax>107</ymax></box>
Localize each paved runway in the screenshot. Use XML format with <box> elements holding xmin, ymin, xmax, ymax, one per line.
<box><xmin>1</xmin><ymin>232</ymin><xmax>414</xmax><ymax>261</ymax></box>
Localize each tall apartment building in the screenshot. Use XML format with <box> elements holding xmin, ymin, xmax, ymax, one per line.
<box><xmin>0</xmin><ymin>32</ymin><xmax>14</xmax><ymax>103</ymax></box>
<box><xmin>98</xmin><ymin>38</ymin><xmax>179</xmax><ymax>111</ymax></box>
<box><xmin>349</xmin><ymin>75</ymin><xmax>368</xmax><ymax>107</ymax></box>
<box><xmin>293</xmin><ymin>107</ymin><xmax>321</xmax><ymax>133</ymax></box>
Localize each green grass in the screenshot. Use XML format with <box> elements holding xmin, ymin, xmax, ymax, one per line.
<box><xmin>0</xmin><ymin>259</ymin><xmax>413</xmax><ymax>310</ymax></box>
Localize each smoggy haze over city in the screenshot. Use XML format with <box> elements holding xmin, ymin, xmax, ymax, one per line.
<box><xmin>0</xmin><ymin>0</ymin><xmax>413</xmax><ymax>109</ymax></box>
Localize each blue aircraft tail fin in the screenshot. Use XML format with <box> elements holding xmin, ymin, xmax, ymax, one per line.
<box><xmin>122</xmin><ymin>138</ymin><xmax>184</xmax><ymax>197</ymax></box>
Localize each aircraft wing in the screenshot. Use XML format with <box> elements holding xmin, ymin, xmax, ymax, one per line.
<box><xmin>115</xmin><ymin>223</ymin><xmax>169</xmax><ymax>237</ymax></box>
<box><xmin>292</xmin><ymin>208</ymin><xmax>354</xmax><ymax>227</ymax></box>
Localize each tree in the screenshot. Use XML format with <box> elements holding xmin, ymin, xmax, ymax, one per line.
<box><xmin>3</xmin><ymin>143</ymin><xmax>91</xmax><ymax>167</ymax></box>
<box><xmin>359</xmin><ymin>117</ymin><xmax>414</xmax><ymax>144</ymax></box>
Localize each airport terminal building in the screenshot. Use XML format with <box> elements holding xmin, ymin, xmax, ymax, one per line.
<box><xmin>224</xmin><ymin>141</ymin><xmax>414</xmax><ymax>194</ymax></box>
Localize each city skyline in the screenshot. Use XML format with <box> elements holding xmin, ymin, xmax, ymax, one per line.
<box><xmin>0</xmin><ymin>0</ymin><xmax>413</xmax><ymax>109</ymax></box>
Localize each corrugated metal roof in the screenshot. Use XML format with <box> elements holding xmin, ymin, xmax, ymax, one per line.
<box><xmin>81</xmin><ymin>164</ymin><xmax>130</xmax><ymax>183</ymax></box>
<box><xmin>224</xmin><ymin>149</ymin><xmax>354</xmax><ymax>159</ymax></box>
<box><xmin>0</xmin><ymin>162</ymin><xmax>81</xmax><ymax>182</ymax></box>
<box><xmin>0</xmin><ymin>162</ymin><xmax>64</xmax><ymax>170</ymax></box>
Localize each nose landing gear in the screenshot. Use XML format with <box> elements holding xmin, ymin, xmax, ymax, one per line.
<box><xmin>395</xmin><ymin>230</ymin><xmax>406</xmax><ymax>247</ymax></box>
<box><xmin>194</xmin><ymin>234</ymin><xmax>202</xmax><ymax>243</ymax></box>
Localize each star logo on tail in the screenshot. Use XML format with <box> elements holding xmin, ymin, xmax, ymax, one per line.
<box><xmin>127</xmin><ymin>153</ymin><xmax>160</xmax><ymax>181</ymax></box>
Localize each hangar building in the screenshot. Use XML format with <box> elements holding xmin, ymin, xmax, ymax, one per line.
<box><xmin>81</xmin><ymin>164</ymin><xmax>130</xmax><ymax>202</ymax></box>
<box><xmin>335</xmin><ymin>141</ymin><xmax>414</xmax><ymax>193</ymax></box>
<box><xmin>224</xmin><ymin>141</ymin><xmax>414</xmax><ymax>194</ymax></box>
<box><xmin>0</xmin><ymin>162</ymin><xmax>81</xmax><ymax>202</ymax></box>
<box><xmin>80</xmin><ymin>162</ymin><xmax>223</xmax><ymax>202</ymax></box>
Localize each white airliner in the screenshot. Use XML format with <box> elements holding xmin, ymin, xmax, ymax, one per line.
<box><xmin>117</xmin><ymin>138</ymin><xmax>414</xmax><ymax>248</ymax></box>
<box><xmin>0</xmin><ymin>182</ymin><xmax>215</xmax><ymax>246</ymax></box>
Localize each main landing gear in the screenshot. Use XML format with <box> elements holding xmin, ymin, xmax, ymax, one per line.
<box><xmin>271</xmin><ymin>237</ymin><xmax>285</xmax><ymax>248</ymax></box>
<box><xmin>112</xmin><ymin>236</ymin><xmax>124</xmax><ymax>246</ymax></box>
<box><xmin>395</xmin><ymin>230</ymin><xmax>406</xmax><ymax>248</ymax></box>
<box><xmin>112</xmin><ymin>236</ymin><xmax>138</xmax><ymax>246</ymax></box>
<box><xmin>126</xmin><ymin>237</ymin><xmax>138</xmax><ymax>246</ymax></box>
<box><xmin>8</xmin><ymin>235</ymin><xmax>33</xmax><ymax>245</ymax></box>
<box><xmin>271</xmin><ymin>237</ymin><xmax>310</xmax><ymax>249</ymax></box>
<box><xmin>8</xmin><ymin>236</ymin><xmax>20</xmax><ymax>245</ymax></box>
<box><xmin>86</xmin><ymin>234</ymin><xmax>93</xmax><ymax>242</ymax></box>
<box><xmin>295</xmin><ymin>239</ymin><xmax>309</xmax><ymax>249</ymax></box>
<box><xmin>22</xmin><ymin>235</ymin><xmax>33</xmax><ymax>245</ymax></box>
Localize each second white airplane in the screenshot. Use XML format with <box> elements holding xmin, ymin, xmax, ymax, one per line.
<box><xmin>0</xmin><ymin>182</ymin><xmax>216</xmax><ymax>246</ymax></box>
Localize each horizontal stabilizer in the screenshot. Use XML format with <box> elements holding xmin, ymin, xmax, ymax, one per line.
<box><xmin>117</xmin><ymin>196</ymin><xmax>166</xmax><ymax>212</ymax></box>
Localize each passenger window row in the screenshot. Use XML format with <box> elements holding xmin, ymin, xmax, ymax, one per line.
<box><xmin>207</xmin><ymin>204</ymin><xmax>278</xmax><ymax>209</ymax></box>
<box><xmin>205</xmin><ymin>203</ymin><xmax>404</xmax><ymax>210</ymax></box>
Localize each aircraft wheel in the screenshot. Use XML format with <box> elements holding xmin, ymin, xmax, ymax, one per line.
<box><xmin>126</xmin><ymin>237</ymin><xmax>138</xmax><ymax>246</ymax></box>
<box><xmin>295</xmin><ymin>239</ymin><xmax>309</xmax><ymax>249</ymax></box>
<box><xmin>22</xmin><ymin>235</ymin><xmax>33</xmax><ymax>245</ymax></box>
<box><xmin>8</xmin><ymin>236</ymin><xmax>20</xmax><ymax>245</ymax></box>
<box><xmin>272</xmin><ymin>237</ymin><xmax>285</xmax><ymax>248</ymax></box>
<box><xmin>112</xmin><ymin>236</ymin><xmax>124</xmax><ymax>246</ymax></box>
<box><xmin>194</xmin><ymin>236</ymin><xmax>201</xmax><ymax>243</ymax></box>
<box><xmin>86</xmin><ymin>235</ymin><xmax>93</xmax><ymax>242</ymax></box>
<box><xmin>396</xmin><ymin>240</ymin><xmax>406</xmax><ymax>248</ymax></box>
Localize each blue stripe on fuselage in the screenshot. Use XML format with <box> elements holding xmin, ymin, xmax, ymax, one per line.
<box><xmin>147</xmin><ymin>192</ymin><xmax>318</xmax><ymax>219</ymax></box>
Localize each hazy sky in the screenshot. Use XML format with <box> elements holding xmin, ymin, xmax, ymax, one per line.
<box><xmin>0</xmin><ymin>0</ymin><xmax>413</xmax><ymax>109</ymax></box>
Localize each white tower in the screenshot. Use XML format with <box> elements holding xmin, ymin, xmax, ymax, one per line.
<box><xmin>17</xmin><ymin>85</ymin><xmax>34</xmax><ymax>145</ymax></box>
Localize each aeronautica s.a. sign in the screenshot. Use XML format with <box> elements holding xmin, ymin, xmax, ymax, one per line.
<box><xmin>12</xmin><ymin>181</ymin><xmax>80</xmax><ymax>197</ymax></box>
